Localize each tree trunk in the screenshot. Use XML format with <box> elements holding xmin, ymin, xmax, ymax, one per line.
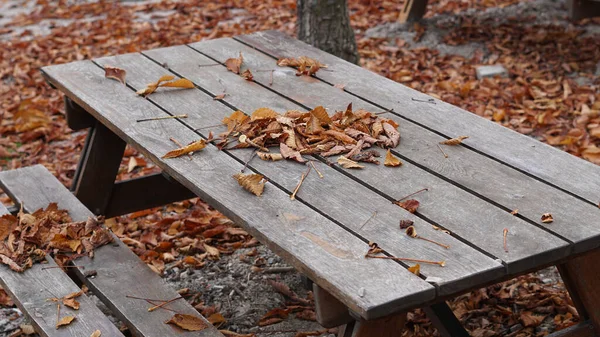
<box><xmin>297</xmin><ymin>0</ymin><xmax>359</xmax><ymax>64</ymax></box>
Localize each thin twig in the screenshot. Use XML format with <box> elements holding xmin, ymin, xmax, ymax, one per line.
<box><xmin>503</xmin><ymin>228</ymin><xmax>509</xmax><ymax>252</ymax></box>
<box><xmin>366</xmin><ymin>254</ymin><xmax>445</xmax><ymax>266</ymax></box>
<box><xmin>126</xmin><ymin>295</ymin><xmax>174</xmax><ymax>302</ymax></box>
<box><xmin>148</xmin><ymin>296</ymin><xmax>183</xmax><ymax>312</ymax></box>
<box><xmin>358</xmin><ymin>211</ymin><xmax>377</xmax><ymax>230</ymax></box>
<box><xmin>411</xmin><ymin>97</ymin><xmax>436</xmax><ymax>104</ymax></box>
<box><xmin>169</xmin><ymin>137</ymin><xmax>193</xmax><ymax>160</ymax></box>
<box><xmin>241</xmin><ymin>150</ymin><xmax>257</xmax><ymax>173</ymax></box>
<box><xmin>309</xmin><ymin>161</ymin><xmax>324</xmax><ymax>179</ymax></box>
<box><xmin>42</xmin><ymin>265</ymin><xmax>85</xmax><ymax>270</ymax></box>
<box><xmin>56</xmin><ymin>303</ymin><xmax>60</xmax><ymax>325</ymax></box>
<box><xmin>137</xmin><ymin>114</ymin><xmax>188</xmax><ymax>123</ymax></box>
<box><xmin>198</xmin><ymin>63</ymin><xmax>220</xmax><ymax>67</ymax></box>
<box><xmin>437</xmin><ymin>144</ymin><xmax>449</xmax><ymax>158</ymax></box>
<box><xmin>414</xmin><ymin>236</ymin><xmax>450</xmax><ymax>249</ymax></box>
<box><xmin>374</xmin><ymin>108</ymin><xmax>394</xmax><ymax>115</ymax></box>
<box><xmin>269</xmin><ymin>70</ymin><xmax>274</xmax><ymax>86</ymax></box>
<box><xmin>397</xmin><ymin>188</ymin><xmax>429</xmax><ymax>202</ymax></box>
<box><xmin>291</xmin><ymin>165</ymin><xmax>311</xmax><ymax>200</ymax></box>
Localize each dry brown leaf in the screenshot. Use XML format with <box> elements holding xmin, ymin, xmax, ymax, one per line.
<box><xmin>280</xmin><ymin>143</ymin><xmax>306</xmax><ymax>163</ymax></box>
<box><xmin>257</xmin><ymin>152</ymin><xmax>283</xmax><ymax>161</ymax></box>
<box><xmin>64</xmin><ymin>291</ymin><xmax>83</xmax><ymax>300</ymax></box>
<box><xmin>241</xmin><ymin>69</ymin><xmax>254</xmax><ymax>81</ymax></box>
<box><xmin>214</xmin><ymin>93</ymin><xmax>228</xmax><ymax>100</ymax></box>
<box><xmin>136</xmin><ymin>75</ymin><xmax>193</xmax><ymax>96</ymax></box>
<box><xmin>440</xmin><ymin>136</ymin><xmax>469</xmax><ymax>146</ymax></box>
<box><xmin>337</xmin><ymin>156</ymin><xmax>364</xmax><ymax>169</ymax></box>
<box><xmin>219</xmin><ymin>330</ymin><xmax>256</xmax><ymax>337</ymax></box>
<box><xmin>222</xmin><ymin>110</ymin><xmax>250</xmax><ymax>128</ymax></box>
<box><xmin>56</xmin><ymin>316</ymin><xmax>76</xmax><ymax>328</ymax></box>
<box><xmin>165</xmin><ymin>313</ymin><xmax>208</xmax><ymax>331</ymax></box>
<box><xmin>541</xmin><ymin>213</ymin><xmax>554</xmax><ymax>223</ymax></box>
<box><xmin>405</xmin><ymin>226</ymin><xmax>417</xmax><ymax>237</ymax></box>
<box><xmin>225</xmin><ymin>52</ymin><xmax>243</xmax><ymax>74</ymax></box>
<box><xmin>520</xmin><ymin>311</ymin><xmax>546</xmax><ymax>327</ymax></box>
<box><xmin>233</xmin><ymin>173</ymin><xmax>266</xmax><ymax>196</ymax></box>
<box><xmin>408</xmin><ymin>264</ymin><xmax>420</xmax><ymax>275</ymax></box>
<box><xmin>258</xmin><ymin>308</ymin><xmax>290</xmax><ymax>326</ymax></box>
<box><xmin>0</xmin><ymin>215</ymin><xmax>18</xmax><ymax>242</ymax></box>
<box><xmin>90</xmin><ymin>330</ymin><xmax>101</xmax><ymax>337</ymax></box>
<box><xmin>0</xmin><ymin>254</ymin><xmax>23</xmax><ymax>272</ymax></box>
<box><xmin>159</xmin><ymin>78</ymin><xmax>194</xmax><ymax>89</ymax></box>
<box><xmin>383</xmin><ymin>122</ymin><xmax>400</xmax><ymax>147</ymax></box>
<box><xmin>394</xmin><ymin>199</ymin><xmax>420</xmax><ymax>213</ymax></box>
<box><xmin>367</xmin><ymin>241</ymin><xmax>383</xmax><ymax>255</ymax></box>
<box><xmin>384</xmin><ymin>149</ymin><xmax>402</xmax><ymax>167</ymax></box>
<box><xmin>251</xmin><ymin>107</ymin><xmax>279</xmax><ymax>121</ymax></box>
<box><xmin>277</xmin><ymin>56</ymin><xmax>327</xmax><ymax>76</ymax></box>
<box><xmin>310</xmin><ymin>106</ymin><xmax>332</xmax><ymax>125</ymax></box>
<box><xmin>399</xmin><ymin>219</ymin><xmax>414</xmax><ymax>229</ymax></box>
<box><xmin>207</xmin><ymin>313</ymin><xmax>226</xmax><ymax>326</ymax></box>
<box><xmin>104</xmin><ymin>65</ymin><xmax>126</xmax><ymax>85</ymax></box>
<box><xmin>63</xmin><ymin>298</ymin><xmax>80</xmax><ymax>310</ymax></box>
<box><xmin>162</xmin><ymin>139</ymin><xmax>206</xmax><ymax>159</ymax></box>
<box><xmin>14</xmin><ymin>103</ymin><xmax>50</xmax><ymax>133</ymax></box>
<box><xmin>511</xmin><ymin>209</ymin><xmax>519</xmax><ymax>215</ymax></box>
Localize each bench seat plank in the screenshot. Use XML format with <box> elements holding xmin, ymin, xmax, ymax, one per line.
<box><xmin>141</xmin><ymin>44</ymin><xmax>570</xmax><ymax>275</ymax></box>
<box><xmin>41</xmin><ymin>61</ymin><xmax>436</xmax><ymax>320</ymax></box>
<box><xmin>94</xmin><ymin>52</ymin><xmax>505</xmax><ymax>296</ymax></box>
<box><xmin>0</xmin><ymin>165</ymin><xmax>224</xmax><ymax>337</ymax></box>
<box><xmin>0</xmin><ymin>175</ymin><xmax>125</xmax><ymax>337</ymax></box>
<box><xmin>235</xmin><ymin>31</ymin><xmax>600</xmax><ymax>207</ymax></box>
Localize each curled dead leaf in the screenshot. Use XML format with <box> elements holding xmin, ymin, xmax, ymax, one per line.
<box><xmin>136</xmin><ymin>75</ymin><xmax>194</xmax><ymax>96</ymax></box>
<box><xmin>440</xmin><ymin>136</ymin><xmax>469</xmax><ymax>146</ymax></box>
<box><xmin>394</xmin><ymin>199</ymin><xmax>420</xmax><ymax>213</ymax></box>
<box><xmin>56</xmin><ymin>316</ymin><xmax>76</xmax><ymax>328</ymax></box>
<box><xmin>405</xmin><ymin>226</ymin><xmax>417</xmax><ymax>238</ymax></box>
<box><xmin>162</xmin><ymin>139</ymin><xmax>206</xmax><ymax>159</ymax></box>
<box><xmin>234</xmin><ymin>173</ymin><xmax>266</xmax><ymax>196</ymax></box>
<box><xmin>241</xmin><ymin>69</ymin><xmax>254</xmax><ymax>81</ymax></box>
<box><xmin>511</xmin><ymin>209</ymin><xmax>519</xmax><ymax>215</ymax></box>
<box><xmin>541</xmin><ymin>213</ymin><xmax>554</xmax><ymax>223</ymax></box>
<box><xmin>408</xmin><ymin>264</ymin><xmax>420</xmax><ymax>275</ymax></box>
<box><xmin>63</xmin><ymin>298</ymin><xmax>80</xmax><ymax>310</ymax></box>
<box><xmin>337</xmin><ymin>156</ymin><xmax>364</xmax><ymax>169</ymax></box>
<box><xmin>104</xmin><ymin>65</ymin><xmax>126</xmax><ymax>85</ymax></box>
<box><xmin>399</xmin><ymin>219</ymin><xmax>414</xmax><ymax>229</ymax></box>
<box><xmin>225</xmin><ymin>52</ymin><xmax>243</xmax><ymax>74</ymax></box>
<box><xmin>384</xmin><ymin>150</ymin><xmax>402</xmax><ymax>167</ymax></box>
<box><xmin>251</xmin><ymin>107</ymin><xmax>279</xmax><ymax>121</ymax></box>
<box><xmin>367</xmin><ymin>241</ymin><xmax>382</xmax><ymax>255</ymax></box>
<box><xmin>165</xmin><ymin>313</ymin><xmax>208</xmax><ymax>331</ymax></box>
<box><xmin>257</xmin><ymin>152</ymin><xmax>283</xmax><ymax>161</ymax></box>
<box><xmin>280</xmin><ymin>143</ymin><xmax>306</xmax><ymax>163</ymax></box>
<box><xmin>258</xmin><ymin>308</ymin><xmax>290</xmax><ymax>326</ymax></box>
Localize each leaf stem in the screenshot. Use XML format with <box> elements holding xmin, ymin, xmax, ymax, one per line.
<box><xmin>358</xmin><ymin>211</ymin><xmax>377</xmax><ymax>230</ymax></box>
<box><xmin>137</xmin><ymin>114</ymin><xmax>188</xmax><ymax>122</ymax></box>
<box><xmin>366</xmin><ymin>254</ymin><xmax>445</xmax><ymax>266</ymax></box>
<box><xmin>437</xmin><ymin>144</ymin><xmax>449</xmax><ymax>158</ymax></box>
<box><xmin>148</xmin><ymin>296</ymin><xmax>183</xmax><ymax>312</ymax></box>
<box><xmin>291</xmin><ymin>165</ymin><xmax>311</xmax><ymax>200</ymax></box>
<box><xmin>396</xmin><ymin>188</ymin><xmax>429</xmax><ymax>202</ymax></box>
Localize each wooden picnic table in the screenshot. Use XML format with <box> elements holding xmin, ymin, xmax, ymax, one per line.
<box><xmin>41</xmin><ymin>30</ymin><xmax>600</xmax><ymax>337</ymax></box>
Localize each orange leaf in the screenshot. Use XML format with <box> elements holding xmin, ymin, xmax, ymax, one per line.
<box><xmin>241</xmin><ymin>69</ymin><xmax>254</xmax><ymax>81</ymax></box>
<box><xmin>394</xmin><ymin>199</ymin><xmax>420</xmax><ymax>213</ymax></box>
<box><xmin>251</xmin><ymin>107</ymin><xmax>279</xmax><ymax>121</ymax></box>
<box><xmin>541</xmin><ymin>213</ymin><xmax>554</xmax><ymax>223</ymax></box>
<box><xmin>162</xmin><ymin>139</ymin><xmax>206</xmax><ymax>159</ymax></box>
<box><xmin>56</xmin><ymin>316</ymin><xmax>76</xmax><ymax>328</ymax></box>
<box><xmin>165</xmin><ymin>313</ymin><xmax>208</xmax><ymax>331</ymax></box>
<box><xmin>104</xmin><ymin>65</ymin><xmax>126</xmax><ymax>85</ymax></box>
<box><xmin>90</xmin><ymin>330</ymin><xmax>101</xmax><ymax>337</ymax></box>
<box><xmin>225</xmin><ymin>52</ymin><xmax>243</xmax><ymax>74</ymax></box>
<box><xmin>233</xmin><ymin>173</ymin><xmax>266</xmax><ymax>196</ymax></box>
<box><xmin>440</xmin><ymin>136</ymin><xmax>469</xmax><ymax>146</ymax></box>
<box><xmin>258</xmin><ymin>308</ymin><xmax>289</xmax><ymax>326</ymax></box>
<box><xmin>159</xmin><ymin>78</ymin><xmax>194</xmax><ymax>89</ymax></box>
<box><xmin>384</xmin><ymin>150</ymin><xmax>402</xmax><ymax>167</ymax></box>
<box><xmin>63</xmin><ymin>298</ymin><xmax>80</xmax><ymax>310</ymax></box>
<box><xmin>207</xmin><ymin>313</ymin><xmax>226</xmax><ymax>326</ymax></box>
<box><xmin>408</xmin><ymin>264</ymin><xmax>420</xmax><ymax>275</ymax></box>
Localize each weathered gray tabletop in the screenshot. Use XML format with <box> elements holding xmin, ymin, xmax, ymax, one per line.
<box><xmin>41</xmin><ymin>30</ymin><xmax>600</xmax><ymax>337</ymax></box>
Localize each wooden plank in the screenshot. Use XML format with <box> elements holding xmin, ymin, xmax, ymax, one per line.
<box><xmin>107</xmin><ymin>50</ymin><xmax>506</xmax><ymax>296</ymax></box>
<box><xmin>64</xmin><ymin>96</ymin><xmax>95</xmax><ymax>131</ymax></box>
<box><xmin>41</xmin><ymin>61</ymin><xmax>436</xmax><ymax>320</ymax></box>
<box><xmin>236</xmin><ymin>31</ymin><xmax>600</xmax><ymax>206</ymax></box>
<box><xmin>0</xmin><ymin>165</ymin><xmax>224</xmax><ymax>337</ymax></box>
<box><xmin>73</xmin><ymin>121</ymin><xmax>126</xmax><ymax>215</ymax></box>
<box><xmin>348</xmin><ymin>312</ymin><xmax>406</xmax><ymax>337</ymax></box>
<box><xmin>0</xmin><ymin>169</ymin><xmax>124</xmax><ymax>337</ymax></box>
<box><xmin>206</xmin><ymin>37</ymin><xmax>600</xmax><ymax>254</ymax></box>
<box><xmin>105</xmin><ymin>172</ymin><xmax>196</xmax><ymax>218</ymax></box>
<box><xmin>152</xmin><ymin>42</ymin><xmax>570</xmax><ymax>276</ymax></box>
<box><xmin>398</xmin><ymin>0</ymin><xmax>429</xmax><ymax>23</ymax></box>
<box><xmin>313</xmin><ymin>284</ymin><xmax>353</xmax><ymax>328</ymax></box>
<box><xmin>557</xmin><ymin>249</ymin><xmax>600</xmax><ymax>334</ymax></box>
<box><xmin>550</xmin><ymin>321</ymin><xmax>596</xmax><ymax>337</ymax></box>
<box><xmin>423</xmin><ymin>302</ymin><xmax>470</xmax><ymax>337</ymax></box>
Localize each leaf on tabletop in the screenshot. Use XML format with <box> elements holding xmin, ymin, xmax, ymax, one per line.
<box><xmin>280</xmin><ymin>143</ymin><xmax>306</xmax><ymax>163</ymax></box>
<box><xmin>337</xmin><ymin>156</ymin><xmax>364</xmax><ymax>169</ymax></box>
<box><xmin>241</xmin><ymin>69</ymin><xmax>254</xmax><ymax>81</ymax></box>
<box><xmin>64</xmin><ymin>290</ymin><xmax>83</xmax><ymax>300</ymax></box>
<box><xmin>251</xmin><ymin>107</ymin><xmax>279</xmax><ymax>121</ymax></box>
<box><xmin>214</xmin><ymin>93</ymin><xmax>227</xmax><ymax>100</ymax></box>
<box><xmin>257</xmin><ymin>152</ymin><xmax>283</xmax><ymax>161</ymax></box>
<box><xmin>225</xmin><ymin>52</ymin><xmax>243</xmax><ymax>74</ymax></box>
<box><xmin>511</xmin><ymin>209</ymin><xmax>519</xmax><ymax>215</ymax></box>
<box><xmin>162</xmin><ymin>139</ymin><xmax>206</xmax><ymax>159</ymax></box>
<box><xmin>90</xmin><ymin>331</ymin><xmax>101</xmax><ymax>337</ymax></box>
<box><xmin>399</xmin><ymin>219</ymin><xmax>414</xmax><ymax>229</ymax></box>
<box><xmin>310</xmin><ymin>106</ymin><xmax>332</xmax><ymax>125</ymax></box>
<box><xmin>394</xmin><ymin>199</ymin><xmax>420</xmax><ymax>213</ymax></box>
<box><xmin>383</xmin><ymin>122</ymin><xmax>400</xmax><ymax>147</ymax></box>
<box><xmin>165</xmin><ymin>313</ymin><xmax>208</xmax><ymax>331</ymax></box>
<box><xmin>159</xmin><ymin>78</ymin><xmax>194</xmax><ymax>89</ymax></box>
<box><xmin>408</xmin><ymin>264</ymin><xmax>420</xmax><ymax>276</ymax></box>
<box><xmin>258</xmin><ymin>308</ymin><xmax>290</xmax><ymax>326</ymax></box>
<box><xmin>49</xmin><ymin>234</ymin><xmax>82</xmax><ymax>253</ymax></box>
<box><xmin>233</xmin><ymin>173</ymin><xmax>266</xmax><ymax>196</ymax></box>
<box><xmin>104</xmin><ymin>65</ymin><xmax>126</xmax><ymax>85</ymax></box>
<box><xmin>324</xmin><ymin>130</ymin><xmax>357</xmax><ymax>144</ymax></box>
<box><xmin>440</xmin><ymin>136</ymin><xmax>469</xmax><ymax>146</ymax></box>
<box><xmin>334</xmin><ymin>83</ymin><xmax>345</xmax><ymax>90</ymax></box>
<box><xmin>277</xmin><ymin>56</ymin><xmax>327</xmax><ymax>76</ymax></box>
<box><xmin>541</xmin><ymin>213</ymin><xmax>554</xmax><ymax>223</ymax></box>
<box><xmin>0</xmin><ymin>215</ymin><xmax>18</xmax><ymax>241</ymax></box>
<box><xmin>136</xmin><ymin>75</ymin><xmax>174</xmax><ymax>96</ymax></box>
<box><xmin>351</xmin><ymin>150</ymin><xmax>381</xmax><ymax>165</ymax></box>
<box><xmin>367</xmin><ymin>241</ymin><xmax>382</xmax><ymax>255</ymax></box>
<box><xmin>384</xmin><ymin>150</ymin><xmax>402</xmax><ymax>167</ymax></box>
<box><xmin>222</xmin><ymin>110</ymin><xmax>250</xmax><ymax>128</ymax></box>
<box><xmin>56</xmin><ymin>316</ymin><xmax>76</xmax><ymax>328</ymax></box>
<box><xmin>0</xmin><ymin>254</ymin><xmax>23</xmax><ymax>272</ymax></box>
<box><xmin>405</xmin><ymin>226</ymin><xmax>417</xmax><ymax>238</ymax></box>
<box><xmin>63</xmin><ymin>298</ymin><xmax>80</xmax><ymax>310</ymax></box>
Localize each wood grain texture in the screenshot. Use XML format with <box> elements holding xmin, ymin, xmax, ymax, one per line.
<box><xmin>236</xmin><ymin>31</ymin><xmax>600</xmax><ymax>207</ymax></box>
<box><xmin>0</xmin><ymin>165</ymin><xmax>223</xmax><ymax>337</ymax></box>
<box><xmin>0</xmin><ymin>167</ymin><xmax>125</xmax><ymax>337</ymax></box>
<box><xmin>313</xmin><ymin>284</ymin><xmax>353</xmax><ymax>328</ymax></box>
<box><xmin>153</xmin><ymin>41</ymin><xmax>570</xmax><ymax>276</ymax></box>
<box><xmin>107</xmin><ymin>49</ymin><xmax>506</xmax><ymax>296</ymax></box>
<box><xmin>41</xmin><ymin>60</ymin><xmax>436</xmax><ymax>320</ymax></box>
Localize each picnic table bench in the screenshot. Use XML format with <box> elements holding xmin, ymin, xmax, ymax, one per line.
<box><xmin>37</xmin><ymin>30</ymin><xmax>600</xmax><ymax>337</ymax></box>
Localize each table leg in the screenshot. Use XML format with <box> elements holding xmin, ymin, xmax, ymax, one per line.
<box><xmin>424</xmin><ymin>302</ymin><xmax>470</xmax><ymax>337</ymax></box>
<box><xmin>313</xmin><ymin>284</ymin><xmax>352</xmax><ymax>328</ymax></box>
<box><xmin>558</xmin><ymin>248</ymin><xmax>600</xmax><ymax>334</ymax></box>
<box><xmin>568</xmin><ymin>0</ymin><xmax>600</xmax><ymax>21</ymax></box>
<box><xmin>339</xmin><ymin>313</ymin><xmax>406</xmax><ymax>337</ymax></box>
<box><xmin>73</xmin><ymin>120</ymin><xmax>126</xmax><ymax>215</ymax></box>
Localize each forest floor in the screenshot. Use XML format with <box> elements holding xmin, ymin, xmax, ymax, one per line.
<box><xmin>0</xmin><ymin>0</ymin><xmax>599</xmax><ymax>336</ymax></box>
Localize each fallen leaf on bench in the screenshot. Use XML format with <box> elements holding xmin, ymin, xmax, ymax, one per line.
<box><xmin>104</xmin><ymin>65</ymin><xmax>126</xmax><ymax>85</ymax></box>
<box><xmin>63</xmin><ymin>298</ymin><xmax>80</xmax><ymax>310</ymax></box>
<box><xmin>337</xmin><ymin>156</ymin><xmax>364</xmax><ymax>169</ymax></box>
<box><xmin>0</xmin><ymin>215</ymin><xmax>18</xmax><ymax>241</ymax></box>
<box><xmin>50</xmin><ymin>234</ymin><xmax>82</xmax><ymax>253</ymax></box>
<box><xmin>408</xmin><ymin>264</ymin><xmax>421</xmax><ymax>276</ymax></box>
<box><xmin>56</xmin><ymin>315</ymin><xmax>75</xmax><ymax>328</ymax></box>
<box><xmin>159</xmin><ymin>78</ymin><xmax>194</xmax><ymax>89</ymax></box>
<box><xmin>0</xmin><ymin>254</ymin><xmax>23</xmax><ymax>272</ymax></box>
<box><xmin>162</xmin><ymin>139</ymin><xmax>206</xmax><ymax>159</ymax></box>
<box><xmin>257</xmin><ymin>152</ymin><xmax>283</xmax><ymax>161</ymax></box>
<box><xmin>166</xmin><ymin>313</ymin><xmax>208</xmax><ymax>331</ymax></box>
<box><xmin>440</xmin><ymin>135</ymin><xmax>469</xmax><ymax>146</ymax></box>
<box><xmin>277</xmin><ymin>56</ymin><xmax>327</xmax><ymax>76</ymax></box>
<box><xmin>225</xmin><ymin>52</ymin><xmax>243</xmax><ymax>74</ymax></box>
<box><xmin>241</xmin><ymin>69</ymin><xmax>254</xmax><ymax>81</ymax></box>
<box><xmin>233</xmin><ymin>173</ymin><xmax>266</xmax><ymax>196</ymax></box>
<box><xmin>90</xmin><ymin>330</ymin><xmax>101</xmax><ymax>337</ymax></box>
<box><xmin>399</xmin><ymin>219</ymin><xmax>414</xmax><ymax>229</ymax></box>
<box><xmin>135</xmin><ymin>75</ymin><xmax>194</xmax><ymax>96</ymax></box>
<box><xmin>394</xmin><ymin>199</ymin><xmax>420</xmax><ymax>213</ymax></box>
<box><xmin>280</xmin><ymin>143</ymin><xmax>306</xmax><ymax>163</ymax></box>
<box><xmin>541</xmin><ymin>213</ymin><xmax>554</xmax><ymax>223</ymax></box>
<box><xmin>258</xmin><ymin>308</ymin><xmax>290</xmax><ymax>326</ymax></box>
<box><xmin>385</xmin><ymin>149</ymin><xmax>403</xmax><ymax>167</ymax></box>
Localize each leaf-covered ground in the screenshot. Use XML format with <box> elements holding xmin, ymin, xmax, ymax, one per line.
<box><xmin>0</xmin><ymin>0</ymin><xmax>598</xmax><ymax>336</ymax></box>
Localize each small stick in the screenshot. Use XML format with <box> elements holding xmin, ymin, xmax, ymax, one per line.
<box><xmin>198</xmin><ymin>63</ymin><xmax>220</xmax><ymax>67</ymax></box>
<box><xmin>56</xmin><ymin>303</ymin><xmax>60</xmax><ymax>325</ymax></box>
<box><xmin>503</xmin><ymin>228</ymin><xmax>509</xmax><ymax>252</ymax></box>
<box><xmin>374</xmin><ymin>108</ymin><xmax>394</xmax><ymax>115</ymax></box>
<box><xmin>437</xmin><ymin>144</ymin><xmax>449</xmax><ymax>158</ymax></box>
<box><xmin>269</xmin><ymin>70</ymin><xmax>274</xmax><ymax>86</ymax></box>
<box><xmin>42</xmin><ymin>265</ymin><xmax>85</xmax><ymax>270</ymax></box>
<box><xmin>126</xmin><ymin>295</ymin><xmax>175</xmax><ymax>302</ymax></box>
<box><xmin>366</xmin><ymin>254</ymin><xmax>445</xmax><ymax>266</ymax></box>
<box><xmin>414</xmin><ymin>236</ymin><xmax>450</xmax><ymax>249</ymax></box>
<box><xmin>291</xmin><ymin>165</ymin><xmax>311</xmax><ymax>200</ymax></box>
<box><xmin>148</xmin><ymin>296</ymin><xmax>183</xmax><ymax>312</ymax></box>
<box><xmin>136</xmin><ymin>114</ymin><xmax>188</xmax><ymax>123</ymax></box>
<box><xmin>411</xmin><ymin>97</ymin><xmax>436</xmax><ymax>104</ymax></box>
<box><xmin>309</xmin><ymin>161</ymin><xmax>324</xmax><ymax>179</ymax></box>
<box><xmin>169</xmin><ymin>137</ymin><xmax>193</xmax><ymax>160</ymax></box>
<box><xmin>397</xmin><ymin>188</ymin><xmax>429</xmax><ymax>202</ymax></box>
<box><xmin>358</xmin><ymin>211</ymin><xmax>377</xmax><ymax>230</ymax></box>
<box><xmin>241</xmin><ymin>150</ymin><xmax>257</xmax><ymax>173</ymax></box>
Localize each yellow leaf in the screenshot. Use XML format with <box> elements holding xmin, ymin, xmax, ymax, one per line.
<box><xmin>90</xmin><ymin>330</ymin><xmax>101</xmax><ymax>337</ymax></box>
<box><xmin>56</xmin><ymin>316</ymin><xmax>76</xmax><ymax>328</ymax></box>
<box><xmin>222</xmin><ymin>110</ymin><xmax>249</xmax><ymax>128</ymax></box>
<box><xmin>159</xmin><ymin>78</ymin><xmax>194</xmax><ymax>89</ymax></box>
<box><xmin>440</xmin><ymin>136</ymin><xmax>469</xmax><ymax>146</ymax></box>
<box><xmin>165</xmin><ymin>314</ymin><xmax>208</xmax><ymax>331</ymax></box>
<box><xmin>104</xmin><ymin>66</ymin><xmax>126</xmax><ymax>85</ymax></box>
<box><xmin>162</xmin><ymin>139</ymin><xmax>206</xmax><ymax>159</ymax></box>
<box><xmin>408</xmin><ymin>264</ymin><xmax>420</xmax><ymax>275</ymax></box>
<box><xmin>225</xmin><ymin>52</ymin><xmax>243</xmax><ymax>74</ymax></box>
<box><xmin>136</xmin><ymin>75</ymin><xmax>189</xmax><ymax>96</ymax></box>
<box><xmin>64</xmin><ymin>291</ymin><xmax>83</xmax><ymax>300</ymax></box>
<box><xmin>63</xmin><ymin>298</ymin><xmax>80</xmax><ymax>310</ymax></box>
<box><xmin>337</xmin><ymin>156</ymin><xmax>364</xmax><ymax>169</ymax></box>
<box><xmin>384</xmin><ymin>150</ymin><xmax>402</xmax><ymax>167</ymax></box>
<box><xmin>541</xmin><ymin>213</ymin><xmax>554</xmax><ymax>223</ymax></box>
<box><xmin>233</xmin><ymin>173</ymin><xmax>266</xmax><ymax>196</ymax></box>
